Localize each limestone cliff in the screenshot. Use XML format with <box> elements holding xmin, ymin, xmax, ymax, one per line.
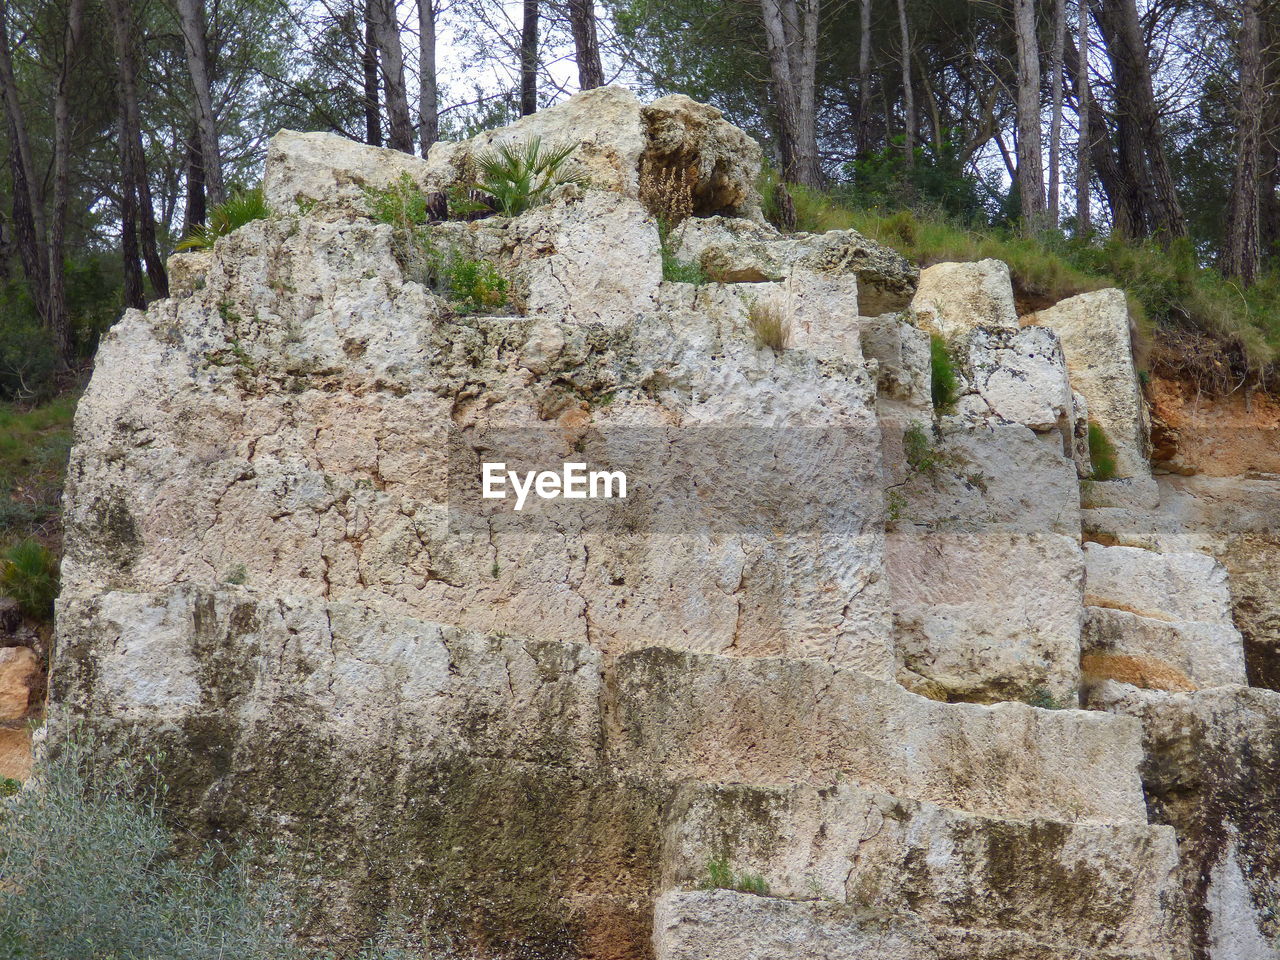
<box><xmin>48</xmin><ymin>87</ymin><xmax>1280</xmax><ymax>959</ymax></box>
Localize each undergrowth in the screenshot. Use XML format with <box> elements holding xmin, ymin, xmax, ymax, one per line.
<box><xmin>769</xmin><ymin>182</ymin><xmax>1280</xmax><ymax>391</ymax></box>
<box><xmin>0</xmin><ymin>725</ymin><xmax>437</xmax><ymax>960</ymax></box>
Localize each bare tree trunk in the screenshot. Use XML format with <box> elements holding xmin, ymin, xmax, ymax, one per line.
<box><xmin>520</xmin><ymin>0</ymin><xmax>538</xmax><ymax>115</ymax></box>
<box><xmin>0</xmin><ymin>0</ymin><xmax>49</xmax><ymax>325</ymax></box>
<box><xmin>363</xmin><ymin>0</ymin><xmax>381</xmax><ymax>146</ymax></box>
<box><xmin>1013</xmin><ymin>0</ymin><xmax>1045</xmax><ymax>229</ymax></box>
<box><xmin>418</xmin><ymin>0</ymin><xmax>437</xmax><ymax>154</ymax></box>
<box><xmin>175</xmin><ymin>0</ymin><xmax>224</xmax><ymax>207</ymax></box>
<box><xmin>857</xmin><ymin>0</ymin><xmax>872</xmax><ymax>155</ymax></box>
<box><xmin>896</xmin><ymin>0</ymin><xmax>914</xmax><ymax>165</ymax></box>
<box><xmin>184</xmin><ymin>125</ymin><xmax>207</xmax><ymax>231</ymax></box>
<box><xmin>568</xmin><ymin>0</ymin><xmax>604</xmax><ymax>90</ymax></box>
<box><xmin>369</xmin><ymin>0</ymin><xmax>412</xmax><ymax>151</ymax></box>
<box><xmin>760</xmin><ymin>0</ymin><xmax>822</xmax><ymax>185</ymax></box>
<box><xmin>1094</xmin><ymin>0</ymin><xmax>1185</xmax><ymax>238</ymax></box>
<box><xmin>1224</xmin><ymin>0</ymin><xmax>1263</xmax><ymax>284</ymax></box>
<box><xmin>49</xmin><ymin>0</ymin><xmax>86</xmax><ymax>364</ymax></box>
<box><xmin>1075</xmin><ymin>0</ymin><xmax>1090</xmax><ymax>234</ymax></box>
<box><xmin>115</xmin><ymin>118</ymin><xmax>144</xmax><ymax>309</ymax></box>
<box><xmin>107</xmin><ymin>0</ymin><xmax>168</xmax><ymax>299</ymax></box>
<box><xmin>1047</xmin><ymin>0</ymin><xmax>1066</xmax><ymax>225</ymax></box>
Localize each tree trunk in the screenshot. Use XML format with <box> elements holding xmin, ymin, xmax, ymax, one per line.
<box><xmin>107</xmin><ymin>0</ymin><xmax>168</xmax><ymax>298</ymax></box>
<box><xmin>896</xmin><ymin>0</ymin><xmax>914</xmax><ymax>165</ymax></box>
<box><xmin>175</xmin><ymin>0</ymin><xmax>224</xmax><ymax>207</ymax></box>
<box><xmin>1075</xmin><ymin>0</ymin><xmax>1090</xmax><ymax>234</ymax></box>
<box><xmin>49</xmin><ymin>0</ymin><xmax>86</xmax><ymax>364</ymax></box>
<box><xmin>363</xmin><ymin>0</ymin><xmax>381</xmax><ymax>146</ymax></box>
<box><xmin>520</xmin><ymin>0</ymin><xmax>538</xmax><ymax>115</ymax></box>
<box><xmin>1047</xmin><ymin>0</ymin><xmax>1066</xmax><ymax>225</ymax></box>
<box><xmin>1094</xmin><ymin>0</ymin><xmax>1185</xmax><ymax>238</ymax></box>
<box><xmin>115</xmin><ymin>118</ymin><xmax>144</xmax><ymax>309</ymax></box>
<box><xmin>418</xmin><ymin>0</ymin><xmax>437</xmax><ymax>154</ymax></box>
<box><xmin>568</xmin><ymin>0</ymin><xmax>604</xmax><ymax>90</ymax></box>
<box><xmin>857</xmin><ymin>0</ymin><xmax>872</xmax><ymax>155</ymax></box>
<box><xmin>184</xmin><ymin>125</ymin><xmax>207</xmax><ymax>232</ymax></box>
<box><xmin>1224</xmin><ymin>0</ymin><xmax>1263</xmax><ymax>284</ymax></box>
<box><xmin>0</xmin><ymin>0</ymin><xmax>49</xmax><ymax>325</ymax></box>
<box><xmin>760</xmin><ymin>0</ymin><xmax>822</xmax><ymax>185</ymax></box>
<box><xmin>1012</xmin><ymin>0</ymin><xmax>1045</xmax><ymax>228</ymax></box>
<box><xmin>370</xmin><ymin>0</ymin><xmax>412</xmax><ymax>152</ymax></box>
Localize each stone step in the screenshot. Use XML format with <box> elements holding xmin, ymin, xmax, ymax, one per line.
<box><xmin>653</xmin><ymin>889</ymin><xmax>1184</xmax><ymax>960</ymax></box>
<box><xmin>1082</xmin><ymin>605</ymin><xmax>1245</xmax><ymax>691</ymax></box>
<box><xmin>613</xmin><ymin>646</ymin><xmax>1149</xmax><ymax>826</ymax></box>
<box><xmin>659</xmin><ymin>781</ymin><xmax>1186</xmax><ymax>956</ymax></box>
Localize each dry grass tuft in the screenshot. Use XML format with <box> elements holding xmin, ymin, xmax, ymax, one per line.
<box><xmin>748</xmin><ymin>299</ymin><xmax>792</xmax><ymax>352</ymax></box>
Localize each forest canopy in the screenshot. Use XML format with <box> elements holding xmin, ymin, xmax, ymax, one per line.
<box><xmin>0</xmin><ymin>0</ymin><xmax>1276</xmax><ymax>398</ymax></box>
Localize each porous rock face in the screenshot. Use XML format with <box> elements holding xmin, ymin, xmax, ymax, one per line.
<box><xmin>49</xmin><ymin>90</ymin><xmax>1279</xmax><ymax>960</ymax></box>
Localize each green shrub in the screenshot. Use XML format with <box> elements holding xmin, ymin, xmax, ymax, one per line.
<box><xmin>1023</xmin><ymin>685</ymin><xmax>1072</xmax><ymax>710</ymax></box>
<box><xmin>903</xmin><ymin>421</ymin><xmax>939</xmax><ymax>476</ymax></box>
<box><xmin>0</xmin><ymin>540</ymin><xmax>59</xmax><ymax>619</ymax></box>
<box><xmin>470</xmin><ymin>136</ymin><xmax>586</xmax><ymax>217</ymax></box>
<box><xmin>1087</xmin><ymin>421</ymin><xmax>1119</xmax><ymax>481</ymax></box>
<box><xmin>929</xmin><ymin>334</ymin><xmax>959</xmax><ymax>412</ymax></box>
<box><xmin>0</xmin><ymin>727</ymin><xmax>296</xmax><ymax>960</ymax></box>
<box><xmin>442</xmin><ymin>253</ymin><xmax>509</xmax><ymax>313</ymax></box>
<box><xmin>364</xmin><ymin>173</ymin><xmax>430</xmax><ymax>230</ymax></box>
<box><xmin>176</xmin><ymin>186</ymin><xmax>271</xmax><ymax>251</ymax></box>
<box><xmin>702</xmin><ymin>857</ymin><xmax>769</xmax><ymax>896</ymax></box>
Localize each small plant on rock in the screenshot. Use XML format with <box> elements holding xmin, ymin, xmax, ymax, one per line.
<box><xmin>702</xmin><ymin>857</ymin><xmax>769</xmax><ymax>896</ymax></box>
<box><xmin>470</xmin><ymin>137</ymin><xmax>586</xmax><ymax>217</ymax></box>
<box><xmin>1087</xmin><ymin>421</ymin><xmax>1119</xmax><ymax>480</ymax></box>
<box><xmin>0</xmin><ymin>539</ymin><xmax>59</xmax><ymax>619</ymax></box>
<box><xmin>440</xmin><ymin>252</ymin><xmax>509</xmax><ymax>313</ymax></box>
<box><xmin>176</xmin><ymin>186</ymin><xmax>270</xmax><ymax>251</ymax></box>
<box><xmin>903</xmin><ymin>421</ymin><xmax>941</xmax><ymax>477</ymax></box>
<box><xmin>929</xmin><ymin>333</ymin><xmax>959</xmax><ymax>413</ymax></box>
<box><xmin>748</xmin><ymin>299</ymin><xmax>792</xmax><ymax>352</ymax></box>
<box><xmin>643</xmin><ymin>166</ymin><xmax>707</xmax><ymax>284</ymax></box>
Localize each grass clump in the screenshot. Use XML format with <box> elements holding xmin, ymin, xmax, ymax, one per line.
<box><xmin>1087</xmin><ymin>421</ymin><xmax>1119</xmax><ymax>481</ymax></box>
<box><xmin>703</xmin><ymin>857</ymin><xmax>769</xmax><ymax>896</ymax></box>
<box><xmin>176</xmin><ymin>186</ymin><xmax>270</xmax><ymax>252</ymax></box>
<box><xmin>747</xmin><ymin>299</ymin><xmax>792</xmax><ymax>352</ymax></box>
<box><xmin>0</xmin><ymin>539</ymin><xmax>59</xmax><ymax>619</ymax></box>
<box><xmin>929</xmin><ymin>334</ymin><xmax>960</xmax><ymax>412</ymax></box>
<box><xmin>469</xmin><ymin>137</ymin><xmax>586</xmax><ymax>217</ymax></box>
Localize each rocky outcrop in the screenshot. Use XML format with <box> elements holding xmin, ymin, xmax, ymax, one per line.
<box><xmin>47</xmin><ymin>88</ymin><xmax>1280</xmax><ymax>960</ymax></box>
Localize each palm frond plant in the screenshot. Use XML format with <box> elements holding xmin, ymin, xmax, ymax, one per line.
<box><xmin>469</xmin><ymin>137</ymin><xmax>587</xmax><ymax>217</ymax></box>
<box><xmin>176</xmin><ymin>186</ymin><xmax>271</xmax><ymax>251</ymax></box>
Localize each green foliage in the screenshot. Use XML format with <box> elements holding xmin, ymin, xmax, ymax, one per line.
<box><xmin>929</xmin><ymin>334</ymin><xmax>959</xmax><ymax>412</ymax></box>
<box><xmin>702</xmin><ymin>858</ymin><xmax>769</xmax><ymax>896</ymax></box>
<box><xmin>0</xmin><ymin>727</ymin><xmax>296</xmax><ymax>960</ymax></box>
<box><xmin>0</xmin><ymin>316</ymin><xmax>56</xmax><ymax>402</ymax></box>
<box><xmin>364</xmin><ymin>173</ymin><xmax>431</xmax><ymax>230</ymax></box>
<box><xmin>176</xmin><ymin>186</ymin><xmax>271</xmax><ymax>251</ymax></box>
<box><xmin>903</xmin><ymin>422</ymin><xmax>940</xmax><ymax>476</ymax></box>
<box><xmin>843</xmin><ymin>136</ymin><xmax>989</xmax><ymax>224</ymax></box>
<box><xmin>0</xmin><ymin>726</ymin><xmax>434</xmax><ymax>960</ymax></box>
<box><xmin>470</xmin><ymin>137</ymin><xmax>587</xmax><ymax>217</ymax></box>
<box><xmin>0</xmin><ymin>539</ymin><xmax>59</xmax><ymax>619</ymax></box>
<box><xmin>441</xmin><ymin>253</ymin><xmax>509</xmax><ymax>313</ymax></box>
<box><xmin>1087</xmin><ymin>421</ymin><xmax>1119</xmax><ymax>481</ymax></box>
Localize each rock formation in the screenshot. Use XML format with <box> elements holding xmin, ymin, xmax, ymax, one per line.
<box><xmin>49</xmin><ymin>87</ymin><xmax>1280</xmax><ymax>959</ymax></box>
